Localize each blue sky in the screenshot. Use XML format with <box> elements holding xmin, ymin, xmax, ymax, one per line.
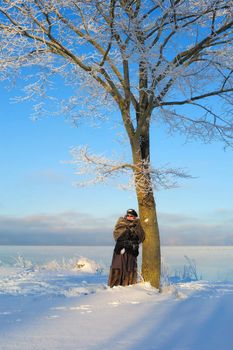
<box><xmin>0</xmin><ymin>83</ymin><xmax>233</xmax><ymax>245</ymax></box>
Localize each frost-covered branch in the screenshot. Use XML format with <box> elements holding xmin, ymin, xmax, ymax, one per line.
<box><xmin>160</xmin><ymin>88</ymin><xmax>233</xmax><ymax>107</ymax></box>
<box><xmin>1</xmin><ymin>0</ymin><xmax>233</xmax><ymax>186</ymax></box>
<box><xmin>68</xmin><ymin>146</ymin><xmax>192</xmax><ymax>193</ymax></box>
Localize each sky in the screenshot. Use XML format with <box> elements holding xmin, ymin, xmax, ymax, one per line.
<box><xmin>0</xmin><ymin>80</ymin><xmax>233</xmax><ymax>246</ymax></box>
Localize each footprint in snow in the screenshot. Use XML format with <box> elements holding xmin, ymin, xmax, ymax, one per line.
<box><xmin>47</xmin><ymin>315</ymin><xmax>60</xmax><ymax>319</ymax></box>
<box><xmin>69</xmin><ymin>304</ymin><xmax>92</xmax><ymax>314</ymax></box>
<box><xmin>108</xmin><ymin>300</ymin><xmax>140</xmax><ymax>307</ymax></box>
<box><xmin>130</xmin><ymin>301</ymin><xmax>140</xmax><ymax>304</ymax></box>
<box><xmin>50</xmin><ymin>306</ymin><xmax>67</xmax><ymax>311</ymax></box>
<box><xmin>108</xmin><ymin>301</ymin><xmax>120</xmax><ymax>307</ymax></box>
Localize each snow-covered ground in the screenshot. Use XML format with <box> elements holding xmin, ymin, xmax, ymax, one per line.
<box><xmin>0</xmin><ymin>256</ymin><xmax>233</xmax><ymax>350</ymax></box>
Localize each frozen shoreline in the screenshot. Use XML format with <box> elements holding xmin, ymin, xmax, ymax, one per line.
<box><xmin>0</xmin><ymin>257</ymin><xmax>233</xmax><ymax>350</ymax></box>
<box><xmin>1</xmin><ymin>245</ymin><xmax>233</xmax><ymax>282</ymax></box>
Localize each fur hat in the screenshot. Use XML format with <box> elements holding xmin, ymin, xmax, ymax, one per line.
<box><xmin>126</xmin><ymin>209</ymin><xmax>138</xmax><ymax>217</ymax></box>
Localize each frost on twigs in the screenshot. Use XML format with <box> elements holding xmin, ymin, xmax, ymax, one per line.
<box><xmin>0</xmin><ymin>0</ymin><xmax>233</xmax><ymax>147</ymax></box>
<box><xmin>68</xmin><ymin>145</ymin><xmax>133</xmax><ymax>188</ymax></box>
<box><xmin>68</xmin><ymin>146</ymin><xmax>192</xmax><ymax>193</ymax></box>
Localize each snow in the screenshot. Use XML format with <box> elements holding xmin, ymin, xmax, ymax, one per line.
<box><xmin>0</xmin><ymin>256</ymin><xmax>233</xmax><ymax>350</ymax></box>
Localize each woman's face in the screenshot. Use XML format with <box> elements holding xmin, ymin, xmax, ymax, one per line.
<box><xmin>126</xmin><ymin>214</ymin><xmax>136</xmax><ymax>221</ymax></box>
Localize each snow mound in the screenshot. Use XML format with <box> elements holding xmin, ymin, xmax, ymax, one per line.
<box><xmin>39</xmin><ymin>256</ymin><xmax>103</xmax><ymax>274</ymax></box>
<box><xmin>0</xmin><ymin>256</ymin><xmax>105</xmax><ymax>297</ymax></box>
<box><xmin>73</xmin><ymin>257</ymin><xmax>103</xmax><ymax>274</ymax></box>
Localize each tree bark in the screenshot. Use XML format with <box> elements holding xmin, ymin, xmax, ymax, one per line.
<box><xmin>129</xmin><ymin>121</ymin><xmax>161</xmax><ymax>289</ymax></box>
<box><xmin>132</xmin><ymin>164</ymin><xmax>161</xmax><ymax>289</ymax></box>
<box><xmin>138</xmin><ymin>189</ymin><xmax>161</xmax><ymax>289</ymax></box>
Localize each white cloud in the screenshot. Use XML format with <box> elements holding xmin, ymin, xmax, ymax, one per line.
<box><xmin>1</xmin><ymin>209</ymin><xmax>233</xmax><ymax>246</ymax></box>
<box><xmin>0</xmin><ymin>212</ymin><xmax>114</xmax><ymax>245</ymax></box>
<box><xmin>158</xmin><ymin>210</ymin><xmax>233</xmax><ymax>245</ymax></box>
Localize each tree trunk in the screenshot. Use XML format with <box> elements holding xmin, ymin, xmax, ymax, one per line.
<box><xmin>138</xmin><ymin>190</ymin><xmax>161</xmax><ymax>289</ymax></box>
<box><xmin>130</xmin><ymin>138</ymin><xmax>161</xmax><ymax>289</ymax></box>
<box><xmin>123</xmin><ymin>104</ymin><xmax>161</xmax><ymax>289</ymax></box>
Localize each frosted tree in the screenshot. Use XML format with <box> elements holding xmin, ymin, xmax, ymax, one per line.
<box><xmin>1</xmin><ymin>0</ymin><xmax>233</xmax><ymax>288</ymax></box>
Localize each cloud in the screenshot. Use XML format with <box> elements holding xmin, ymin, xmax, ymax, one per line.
<box><xmin>0</xmin><ymin>212</ymin><xmax>115</xmax><ymax>245</ymax></box>
<box><xmin>211</xmin><ymin>209</ymin><xmax>233</xmax><ymax>224</ymax></box>
<box><xmin>158</xmin><ymin>212</ymin><xmax>197</xmax><ymax>224</ymax></box>
<box><xmin>1</xmin><ymin>209</ymin><xmax>233</xmax><ymax>246</ymax></box>
<box><xmin>158</xmin><ymin>210</ymin><xmax>233</xmax><ymax>245</ymax></box>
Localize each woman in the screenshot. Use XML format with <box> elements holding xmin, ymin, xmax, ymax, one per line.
<box><xmin>108</xmin><ymin>209</ymin><xmax>145</xmax><ymax>288</ymax></box>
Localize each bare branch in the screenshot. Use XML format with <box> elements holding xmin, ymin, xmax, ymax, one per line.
<box><xmin>160</xmin><ymin>88</ymin><xmax>233</xmax><ymax>106</ymax></box>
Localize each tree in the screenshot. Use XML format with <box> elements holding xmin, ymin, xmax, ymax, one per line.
<box><xmin>1</xmin><ymin>0</ymin><xmax>233</xmax><ymax>288</ymax></box>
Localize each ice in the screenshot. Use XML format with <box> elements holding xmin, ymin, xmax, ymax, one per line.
<box><xmin>0</xmin><ymin>248</ymin><xmax>233</xmax><ymax>349</ymax></box>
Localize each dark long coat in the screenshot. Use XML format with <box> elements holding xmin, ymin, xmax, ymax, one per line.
<box><xmin>108</xmin><ymin>216</ymin><xmax>145</xmax><ymax>288</ymax></box>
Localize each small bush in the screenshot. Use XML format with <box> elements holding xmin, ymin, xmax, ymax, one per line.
<box><xmin>161</xmin><ymin>255</ymin><xmax>200</xmax><ymax>287</ymax></box>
